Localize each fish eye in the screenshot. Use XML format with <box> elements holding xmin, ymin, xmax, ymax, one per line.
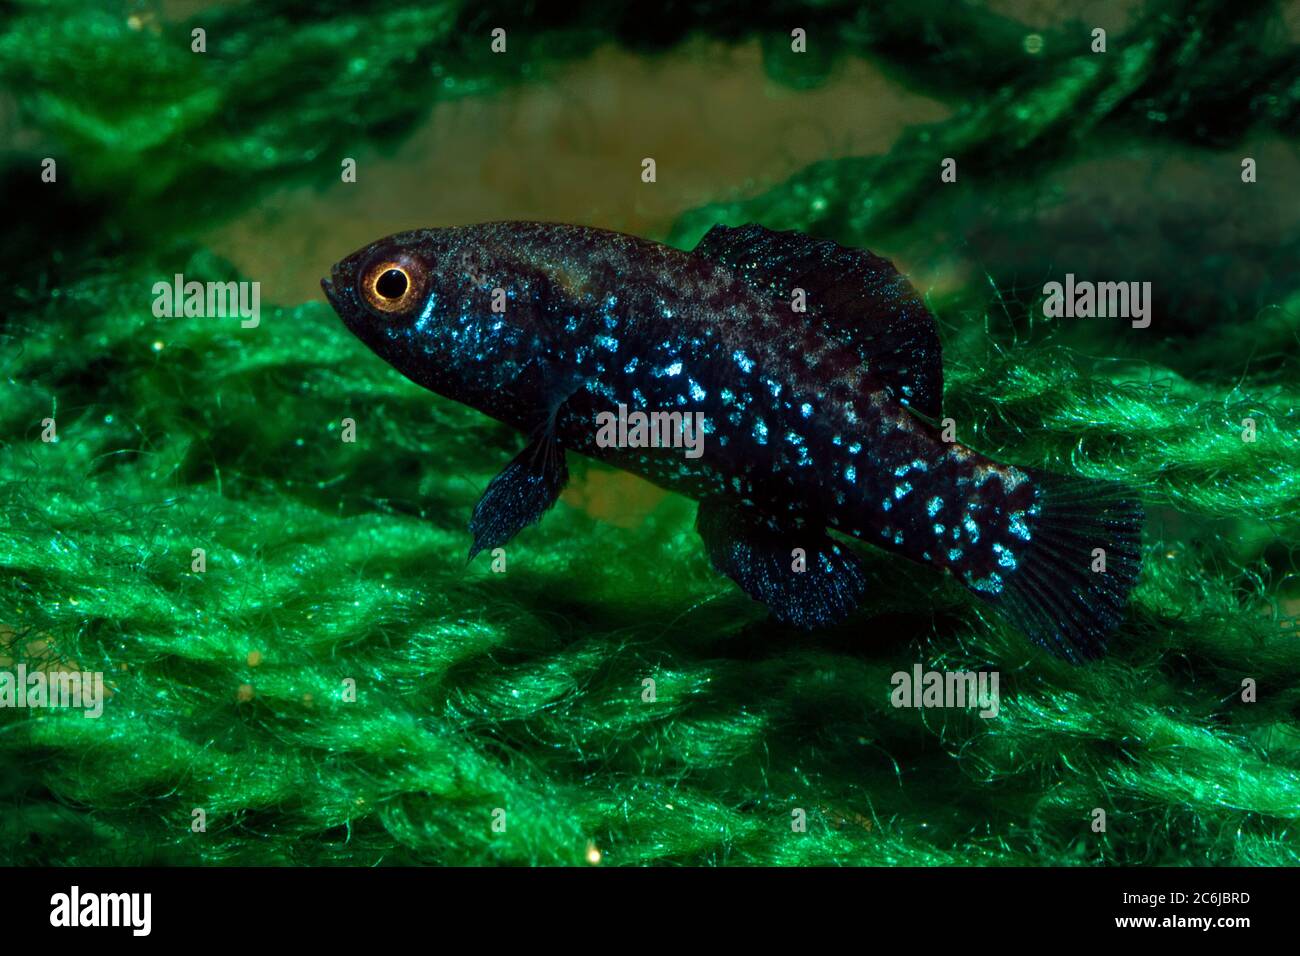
<box><xmin>360</xmin><ymin>255</ymin><xmax>424</xmax><ymax>315</ymax></box>
<box><xmin>376</xmin><ymin>268</ymin><xmax>408</xmax><ymax>299</ymax></box>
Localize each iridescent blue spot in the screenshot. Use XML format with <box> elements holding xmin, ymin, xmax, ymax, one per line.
<box><xmin>962</xmin><ymin>515</ymin><xmax>980</xmax><ymax>543</ymax></box>
<box><xmin>845</xmin><ymin>465</ymin><xmax>857</xmax><ymax>483</ymax></box>
<box><xmin>624</xmin><ymin>357</ymin><xmax>638</xmax><ymax>374</ymax></box>
<box><xmin>689</xmin><ymin>380</ymin><xmax>706</xmax><ymax>401</ymax></box>
<box><xmin>1009</xmin><ymin>512</ymin><xmax>1031</xmax><ymax>541</ymax></box>
<box><xmin>848</xmin><ymin>442</ymin><xmax>862</xmax><ymax>455</ymax></box>
<box><xmin>733</xmin><ymin>350</ymin><xmax>755</xmax><ymax>373</ymax></box>
<box><xmin>894</xmin><ymin>482</ymin><xmax>912</xmax><ymax>499</ymax></box>
<box><xmin>966</xmin><ymin>571</ymin><xmax>1004</xmax><ymax>595</ymax></box>
<box><xmin>927</xmin><ymin>496</ymin><xmax>943</xmax><ymax>517</ymax></box>
<box><xmin>993</xmin><ymin>543</ymin><xmax>1018</xmax><ymax>570</ymax></box>
<box><xmin>753</xmin><ymin>420</ymin><xmax>769</xmax><ymax>444</ymax></box>
<box><xmin>800</xmin><ymin>403</ymin><xmax>813</xmax><ymax>418</ymax></box>
<box><xmin>948</xmin><ymin>548</ymin><xmax>963</xmax><ymax>562</ymax></box>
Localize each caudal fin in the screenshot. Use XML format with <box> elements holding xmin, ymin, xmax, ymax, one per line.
<box><xmin>987</xmin><ymin>471</ymin><xmax>1144</xmax><ymax>662</ymax></box>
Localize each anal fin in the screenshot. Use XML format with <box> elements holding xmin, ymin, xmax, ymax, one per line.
<box><xmin>696</xmin><ymin>500</ymin><xmax>867</xmax><ymax>628</ymax></box>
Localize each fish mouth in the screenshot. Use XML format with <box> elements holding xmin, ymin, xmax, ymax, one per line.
<box><xmin>320</xmin><ymin>273</ymin><xmax>342</xmax><ymax>313</ymax></box>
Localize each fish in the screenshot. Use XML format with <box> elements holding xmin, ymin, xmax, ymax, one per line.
<box><xmin>322</xmin><ymin>221</ymin><xmax>1143</xmax><ymax>662</ymax></box>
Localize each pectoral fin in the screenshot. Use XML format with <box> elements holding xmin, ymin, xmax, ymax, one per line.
<box><xmin>468</xmin><ymin>432</ymin><xmax>569</xmax><ymax>560</ymax></box>
<box><xmin>695</xmin><ymin>500</ymin><xmax>867</xmax><ymax>628</ymax></box>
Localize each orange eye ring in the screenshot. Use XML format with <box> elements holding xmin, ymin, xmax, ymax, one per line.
<box><xmin>360</xmin><ymin>255</ymin><xmax>424</xmax><ymax>315</ymax></box>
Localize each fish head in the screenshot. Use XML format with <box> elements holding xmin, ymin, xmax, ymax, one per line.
<box><xmin>322</xmin><ymin>227</ymin><xmax>541</xmax><ymax>401</ymax></box>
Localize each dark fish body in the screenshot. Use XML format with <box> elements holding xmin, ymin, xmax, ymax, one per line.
<box><xmin>324</xmin><ymin>221</ymin><xmax>1143</xmax><ymax>661</ymax></box>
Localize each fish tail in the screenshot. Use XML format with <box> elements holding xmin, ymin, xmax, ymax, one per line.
<box><xmin>981</xmin><ymin>470</ymin><xmax>1144</xmax><ymax>662</ymax></box>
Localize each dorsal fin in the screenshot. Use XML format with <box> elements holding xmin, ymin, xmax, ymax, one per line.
<box><xmin>693</xmin><ymin>223</ymin><xmax>943</xmax><ymax>418</ymax></box>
